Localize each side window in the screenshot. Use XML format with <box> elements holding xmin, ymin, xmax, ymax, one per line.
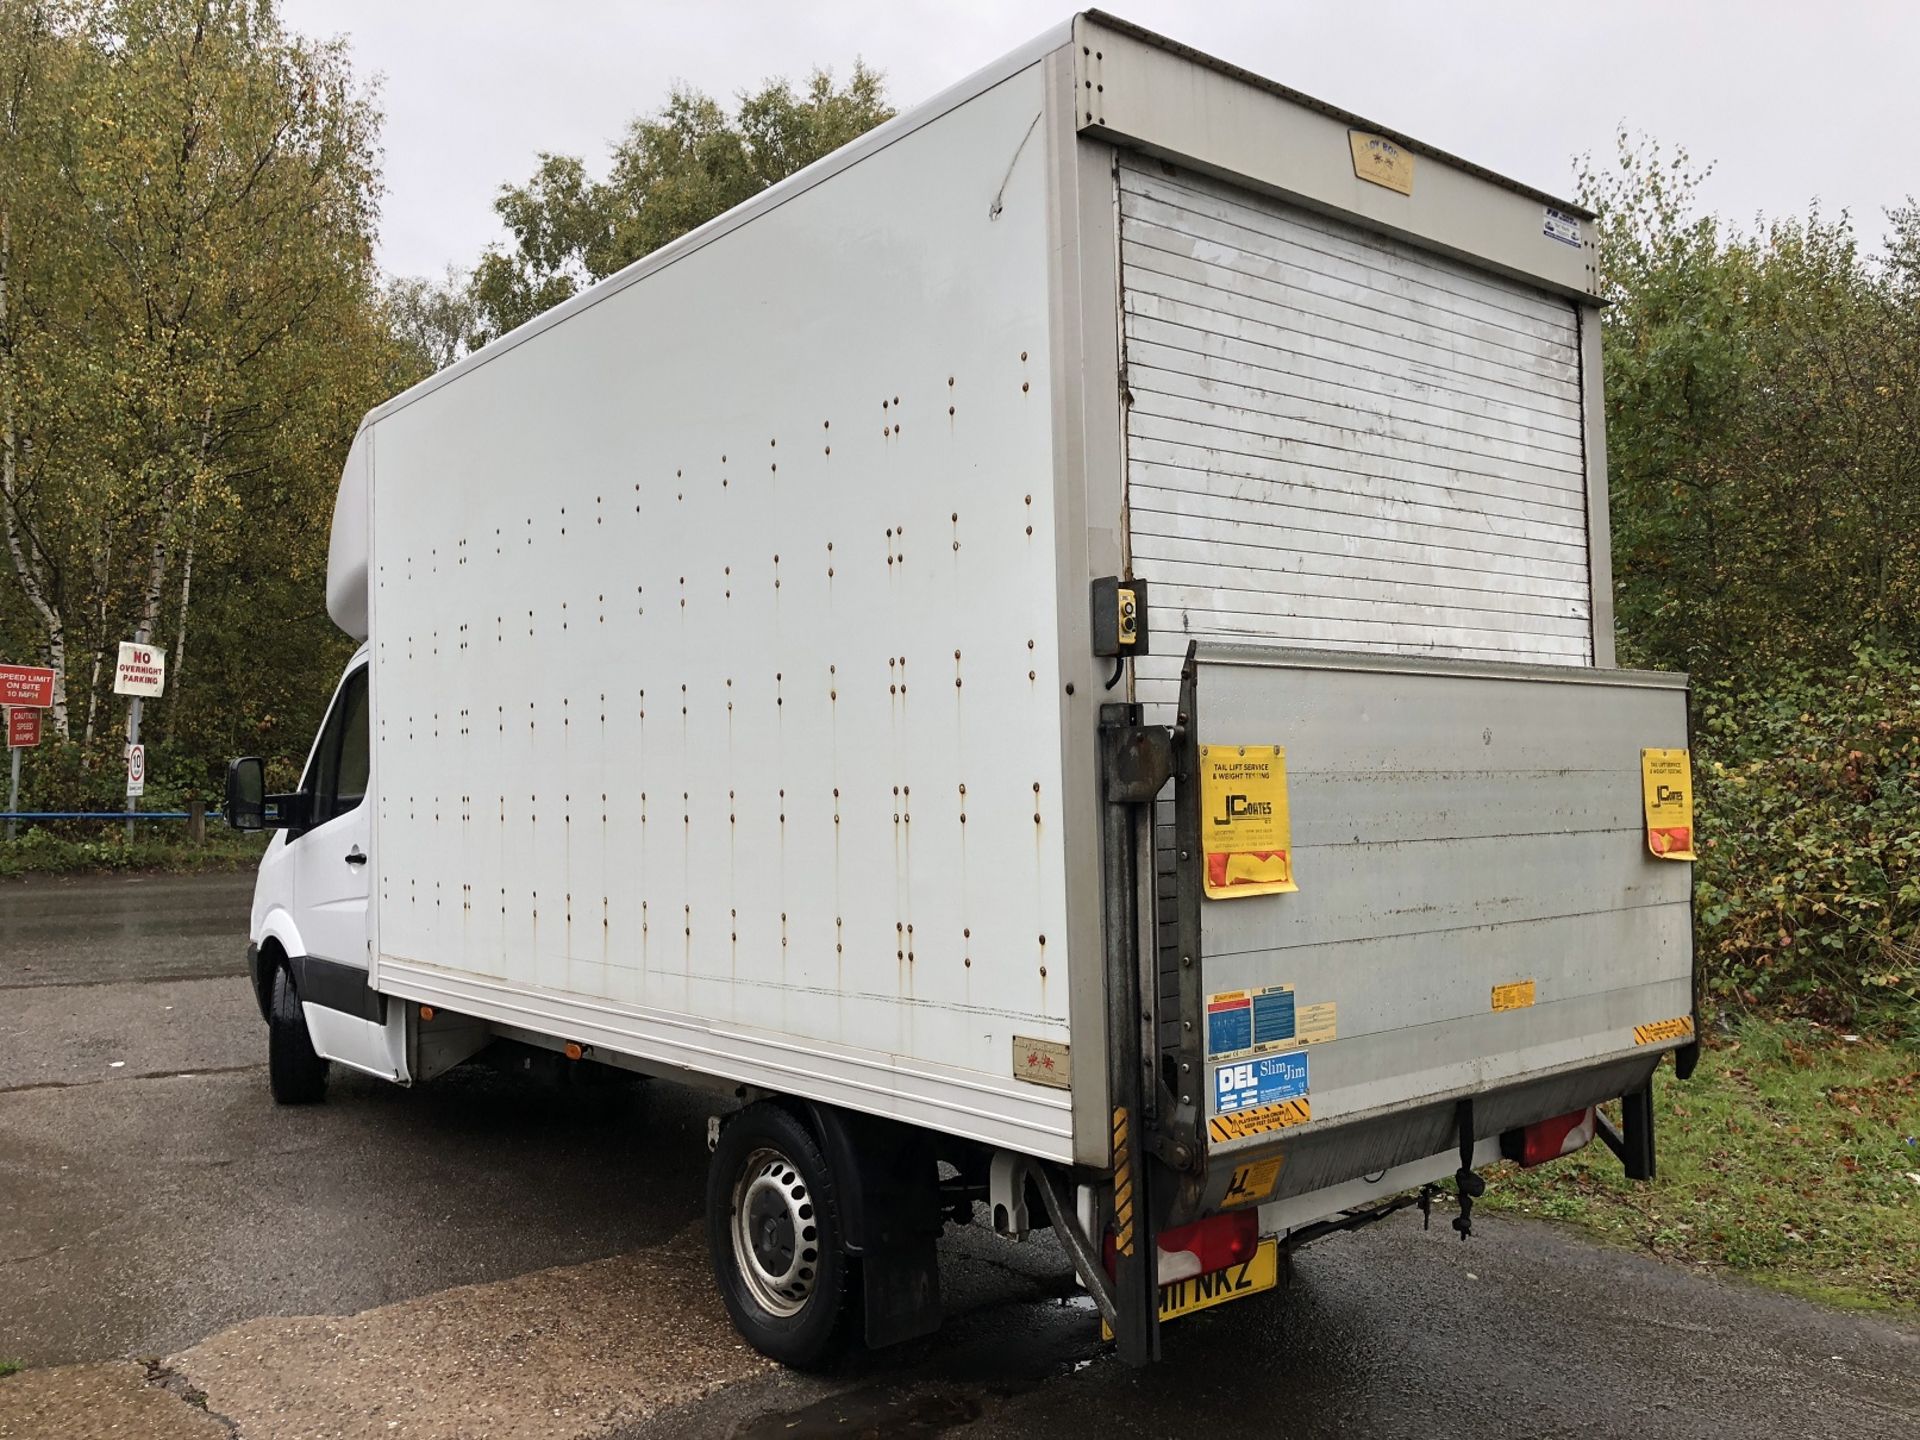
<box><xmin>302</xmin><ymin>666</ymin><xmax>370</xmax><ymax>826</ymax></box>
<box><xmin>333</xmin><ymin>672</ymin><xmax>371</xmax><ymax>812</ymax></box>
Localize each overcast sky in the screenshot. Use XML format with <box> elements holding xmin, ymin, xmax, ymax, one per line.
<box><xmin>279</xmin><ymin>1</ymin><xmax>1920</xmax><ymax>281</ymax></box>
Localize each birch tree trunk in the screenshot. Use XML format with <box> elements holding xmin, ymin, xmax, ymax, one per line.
<box><xmin>82</xmin><ymin>523</ymin><xmax>113</xmax><ymax>746</ymax></box>
<box><xmin>156</xmin><ymin>411</ymin><xmax>215</xmax><ymax>744</ymax></box>
<box><xmin>0</xmin><ymin>205</ymin><xmax>71</xmax><ymax>735</ymax></box>
<box><xmin>163</xmin><ymin>530</ymin><xmax>196</xmax><ymax>745</ymax></box>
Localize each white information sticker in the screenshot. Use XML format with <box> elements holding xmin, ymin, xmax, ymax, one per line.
<box><xmin>1543</xmin><ymin>206</ymin><xmax>1583</xmax><ymax>248</ymax></box>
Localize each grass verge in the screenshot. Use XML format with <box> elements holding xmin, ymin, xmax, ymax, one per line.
<box><xmin>0</xmin><ymin>827</ymin><xmax>267</xmax><ymax>879</ymax></box>
<box><xmin>1483</xmin><ymin>1018</ymin><xmax>1920</xmax><ymax>1312</ymax></box>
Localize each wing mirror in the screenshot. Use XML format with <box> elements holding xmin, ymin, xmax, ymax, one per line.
<box><xmin>224</xmin><ymin>757</ymin><xmax>266</xmax><ymax>830</ymax></box>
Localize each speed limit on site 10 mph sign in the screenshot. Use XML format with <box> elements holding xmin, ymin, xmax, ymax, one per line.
<box><xmin>0</xmin><ymin>664</ymin><xmax>56</xmax><ymax>708</ymax></box>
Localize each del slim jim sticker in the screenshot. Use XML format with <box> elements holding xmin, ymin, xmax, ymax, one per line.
<box><xmin>1640</xmin><ymin>748</ymin><xmax>1697</xmax><ymax>860</ymax></box>
<box><xmin>1200</xmin><ymin>744</ymin><xmax>1297</xmax><ymax>898</ymax></box>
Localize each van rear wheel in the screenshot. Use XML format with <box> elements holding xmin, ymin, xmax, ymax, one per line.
<box><xmin>706</xmin><ymin>1102</ymin><xmax>857</xmax><ymax>1368</ymax></box>
<box><xmin>267</xmin><ymin>963</ymin><xmax>330</xmax><ymax>1105</ymax></box>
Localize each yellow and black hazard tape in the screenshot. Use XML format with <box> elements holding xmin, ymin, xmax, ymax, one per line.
<box><xmin>1633</xmin><ymin>1015</ymin><xmax>1695</xmax><ymax>1046</ymax></box>
<box><xmin>1111</xmin><ymin>1105</ymin><xmax>1135</xmax><ymax>1256</ymax></box>
<box><xmin>1208</xmin><ymin>1097</ymin><xmax>1311</xmax><ymax>1144</ymax></box>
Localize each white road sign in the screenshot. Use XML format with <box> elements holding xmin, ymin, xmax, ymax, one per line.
<box><xmin>113</xmin><ymin>641</ymin><xmax>166</xmax><ymax>697</ymax></box>
<box><xmin>126</xmin><ymin>742</ymin><xmax>146</xmax><ymax>798</ymax></box>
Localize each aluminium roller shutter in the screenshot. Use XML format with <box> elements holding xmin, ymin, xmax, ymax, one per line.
<box><xmin>1120</xmin><ymin>156</ymin><xmax>1595</xmax><ymax>711</ymax></box>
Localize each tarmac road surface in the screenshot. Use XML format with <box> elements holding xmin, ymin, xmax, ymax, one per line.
<box><xmin>2</xmin><ymin>871</ymin><xmax>1916</xmax><ymax>1439</ymax></box>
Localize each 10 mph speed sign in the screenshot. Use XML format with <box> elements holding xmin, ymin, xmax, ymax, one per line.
<box><xmin>126</xmin><ymin>742</ymin><xmax>146</xmax><ymax>798</ymax></box>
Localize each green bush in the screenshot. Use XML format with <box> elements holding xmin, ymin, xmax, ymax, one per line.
<box><xmin>1694</xmin><ymin>651</ymin><xmax>1920</xmax><ymax>1031</ymax></box>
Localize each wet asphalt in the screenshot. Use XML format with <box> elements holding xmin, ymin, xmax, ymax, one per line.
<box><xmin>2</xmin><ymin>872</ymin><xmax>1917</xmax><ymax>1438</ymax></box>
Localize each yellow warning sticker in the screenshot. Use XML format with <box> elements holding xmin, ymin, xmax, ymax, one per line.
<box><xmin>1641</xmin><ymin>748</ymin><xmax>1698</xmax><ymax>860</ymax></box>
<box><xmin>1492</xmin><ymin>980</ymin><xmax>1537</xmax><ymax>1012</ymax></box>
<box><xmin>1634</xmin><ymin>1015</ymin><xmax>1695</xmax><ymax>1046</ymax></box>
<box><xmin>1349</xmin><ymin>130</ymin><xmax>1414</xmax><ymax>195</ymax></box>
<box><xmin>1295</xmin><ymin>1002</ymin><xmax>1337</xmax><ymax>1045</ymax></box>
<box><xmin>1200</xmin><ymin>744</ymin><xmax>1297</xmax><ymax>899</ymax></box>
<box><xmin>1222</xmin><ymin>1156</ymin><xmax>1284</xmax><ymax>1208</ymax></box>
<box><xmin>1208</xmin><ymin>1098</ymin><xmax>1311</xmax><ymax>1144</ymax></box>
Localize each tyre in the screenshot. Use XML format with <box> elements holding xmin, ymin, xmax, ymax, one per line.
<box><xmin>706</xmin><ymin>1102</ymin><xmax>857</xmax><ymax>1368</ymax></box>
<box><xmin>267</xmin><ymin>962</ymin><xmax>330</xmax><ymax>1105</ymax></box>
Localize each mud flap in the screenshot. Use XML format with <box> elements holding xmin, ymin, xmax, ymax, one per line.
<box><xmin>859</xmin><ymin>1241</ymin><xmax>943</xmax><ymax>1349</ymax></box>
<box><xmin>798</xmin><ymin>1101</ymin><xmax>944</xmax><ymax>1348</ymax></box>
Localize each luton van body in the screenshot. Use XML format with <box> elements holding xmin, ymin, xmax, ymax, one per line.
<box><xmin>228</xmin><ymin>11</ymin><xmax>1698</xmax><ymax>1366</ymax></box>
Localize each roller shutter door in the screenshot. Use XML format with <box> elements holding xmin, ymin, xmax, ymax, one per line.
<box><xmin>1120</xmin><ymin>156</ymin><xmax>1594</xmax><ymax>709</ymax></box>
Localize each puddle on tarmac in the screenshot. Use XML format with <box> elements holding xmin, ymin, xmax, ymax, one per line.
<box><xmin>729</xmin><ymin>1291</ymin><xmax>1102</xmax><ymax>1438</ymax></box>
<box><xmin>733</xmin><ymin>1386</ymin><xmax>982</xmax><ymax>1439</ymax></box>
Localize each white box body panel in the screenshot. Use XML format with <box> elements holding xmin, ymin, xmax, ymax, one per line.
<box><xmin>365</xmin><ymin>62</ymin><xmax>1080</xmax><ymax>1160</ymax></box>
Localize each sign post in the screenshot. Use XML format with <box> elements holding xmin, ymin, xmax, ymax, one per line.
<box><xmin>7</xmin><ymin>705</ymin><xmax>45</xmax><ymax>839</ymax></box>
<box><xmin>114</xmin><ymin>639</ymin><xmax>166</xmax><ymax>840</ymax></box>
<box><xmin>2</xmin><ymin>679</ymin><xmax>51</xmax><ymax>844</ymax></box>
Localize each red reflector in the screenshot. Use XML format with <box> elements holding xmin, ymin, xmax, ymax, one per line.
<box><xmin>1159</xmin><ymin>1208</ymin><xmax>1260</xmax><ymax>1273</ymax></box>
<box><xmin>1103</xmin><ymin>1207</ymin><xmax>1260</xmax><ymax>1280</ymax></box>
<box><xmin>1514</xmin><ymin>1106</ymin><xmax>1597</xmax><ymax>1167</ymax></box>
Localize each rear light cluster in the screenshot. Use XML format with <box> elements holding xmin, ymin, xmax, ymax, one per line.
<box><xmin>1503</xmin><ymin>1105</ymin><xmax>1598</xmax><ymax>1168</ymax></box>
<box><xmin>1104</xmin><ymin>1207</ymin><xmax>1259</xmax><ymax>1283</ymax></box>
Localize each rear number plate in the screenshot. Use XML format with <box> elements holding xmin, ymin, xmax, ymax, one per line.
<box><xmin>1103</xmin><ymin>1238</ymin><xmax>1279</xmax><ymax>1337</ymax></box>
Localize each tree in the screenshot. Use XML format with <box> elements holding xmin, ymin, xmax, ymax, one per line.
<box><xmin>1583</xmin><ymin>133</ymin><xmax>1920</xmax><ymax>679</ymax></box>
<box><xmin>0</xmin><ymin>0</ymin><xmax>84</xmax><ymax>730</ymax></box>
<box><xmin>0</xmin><ymin>0</ymin><xmax>403</xmax><ymax>778</ymax></box>
<box><xmin>469</xmin><ymin>64</ymin><xmax>892</xmax><ymax>344</ymax></box>
<box><xmin>386</xmin><ymin>266</ymin><xmax>477</xmax><ymax>376</ymax></box>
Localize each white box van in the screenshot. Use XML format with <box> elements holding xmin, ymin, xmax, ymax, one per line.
<box><xmin>227</xmin><ymin>12</ymin><xmax>1697</xmax><ymax>1367</ymax></box>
